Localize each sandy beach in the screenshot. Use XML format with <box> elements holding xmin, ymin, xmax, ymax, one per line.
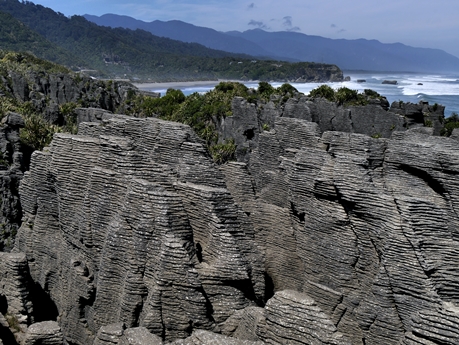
<box><xmin>133</xmin><ymin>79</ymin><xmax>250</xmax><ymax>92</ymax></box>
<box><xmin>134</xmin><ymin>80</ymin><xmax>224</xmax><ymax>91</ymax></box>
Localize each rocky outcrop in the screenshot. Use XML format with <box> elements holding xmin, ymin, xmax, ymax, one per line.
<box><xmin>0</xmin><ymin>67</ymin><xmax>157</xmax><ymax>249</ymax></box>
<box><xmin>228</xmin><ymin>118</ymin><xmax>459</xmax><ymax>344</ymax></box>
<box><xmin>6</xmin><ymin>111</ymin><xmax>459</xmax><ymax>344</ymax></box>
<box><xmin>23</xmin><ymin>321</ymin><xmax>63</xmax><ymax>345</ymax></box>
<box><xmin>13</xmin><ymin>116</ymin><xmax>264</xmax><ymax>343</ymax></box>
<box><xmin>1</xmin><ymin>60</ymin><xmax>458</xmax><ymax>345</ymax></box>
<box><xmin>167</xmin><ymin>329</ymin><xmax>263</xmax><ymax>345</ymax></box>
<box><xmin>0</xmin><ymin>112</ymin><xmax>25</xmax><ymax>251</ymax></box>
<box><xmin>217</xmin><ymin>95</ymin><xmax>443</xmax><ymax>163</ymax></box>
<box><xmin>0</xmin><ymin>252</ymin><xmax>32</xmax><ymax>344</ymax></box>
<box><xmin>382</xmin><ymin>80</ymin><xmax>398</xmax><ymax>85</ymax></box>
<box><xmin>389</xmin><ymin>100</ymin><xmax>444</xmax><ymax>135</ymax></box>
<box><xmin>1</xmin><ymin>71</ymin><xmax>140</xmax><ymax>124</ymax></box>
<box><xmin>261</xmin><ymin>290</ymin><xmax>351</xmax><ymax>344</ymax></box>
<box><xmin>120</xmin><ymin>327</ymin><xmax>163</xmax><ymax>345</ymax></box>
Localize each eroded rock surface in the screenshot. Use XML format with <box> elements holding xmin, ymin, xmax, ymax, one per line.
<box><xmin>23</xmin><ymin>321</ymin><xmax>63</xmax><ymax>345</ymax></box>
<box><xmin>222</xmin><ymin>117</ymin><xmax>459</xmax><ymax>344</ymax></box>
<box><xmin>6</xmin><ymin>109</ymin><xmax>459</xmax><ymax>344</ymax></box>
<box><xmin>167</xmin><ymin>329</ymin><xmax>263</xmax><ymax>345</ymax></box>
<box><xmin>14</xmin><ymin>116</ymin><xmax>264</xmax><ymax>343</ymax></box>
<box><xmin>218</xmin><ymin>96</ymin><xmax>444</xmax><ymax>164</ymax></box>
<box><xmin>0</xmin><ymin>112</ymin><xmax>26</xmax><ymax>250</ymax></box>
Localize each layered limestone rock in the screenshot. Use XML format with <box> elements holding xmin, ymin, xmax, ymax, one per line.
<box><xmin>0</xmin><ymin>112</ymin><xmax>25</xmax><ymax>250</ymax></box>
<box><xmin>167</xmin><ymin>329</ymin><xmax>263</xmax><ymax>345</ymax></box>
<box><xmin>220</xmin><ymin>117</ymin><xmax>459</xmax><ymax>344</ymax></box>
<box><xmin>23</xmin><ymin>321</ymin><xmax>63</xmax><ymax>345</ymax></box>
<box><xmin>7</xmin><ymin>107</ymin><xmax>459</xmax><ymax>343</ymax></box>
<box><xmin>14</xmin><ymin>116</ymin><xmax>264</xmax><ymax>343</ymax></box>
<box><xmin>1</xmin><ymin>71</ymin><xmax>140</xmax><ymax>124</ymax></box>
<box><xmin>261</xmin><ymin>290</ymin><xmax>351</xmax><ymax>344</ymax></box>
<box><xmin>0</xmin><ymin>252</ymin><xmax>32</xmax><ymax>344</ymax></box>
<box><xmin>0</xmin><ymin>67</ymin><xmax>157</xmax><ymax>249</ymax></box>
<box><xmin>218</xmin><ymin>96</ymin><xmax>443</xmax><ymax>163</ymax></box>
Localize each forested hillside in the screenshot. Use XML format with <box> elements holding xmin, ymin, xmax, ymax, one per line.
<box><xmin>0</xmin><ymin>11</ymin><xmax>84</xmax><ymax>68</ymax></box>
<box><xmin>0</xmin><ymin>0</ymin><xmax>342</xmax><ymax>81</ymax></box>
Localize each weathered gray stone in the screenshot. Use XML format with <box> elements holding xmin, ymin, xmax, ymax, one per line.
<box><xmin>0</xmin><ymin>67</ymin><xmax>148</xmax><ymax>250</ymax></box>
<box><xmin>2</xmin><ymin>112</ymin><xmax>25</xmax><ymax>128</ymax></box>
<box><xmin>0</xmin><ymin>252</ymin><xmax>33</xmax><ymax>333</ymax></box>
<box><xmin>94</xmin><ymin>323</ymin><xmax>125</xmax><ymax>345</ymax></box>
<box><xmin>119</xmin><ymin>327</ymin><xmax>163</xmax><ymax>345</ymax></box>
<box><xmin>14</xmin><ymin>116</ymin><xmax>264</xmax><ymax>343</ymax></box>
<box><xmin>166</xmin><ymin>330</ymin><xmax>263</xmax><ymax>345</ymax></box>
<box><xmin>3</xmin><ymin>88</ymin><xmax>458</xmax><ymax>345</ymax></box>
<box><xmin>233</xmin><ymin>117</ymin><xmax>459</xmax><ymax>344</ymax></box>
<box><xmin>260</xmin><ymin>290</ymin><xmax>351</xmax><ymax>344</ymax></box>
<box><xmin>217</xmin><ymin>93</ymin><xmax>442</xmax><ymax>163</ymax></box>
<box><xmin>23</xmin><ymin>321</ymin><xmax>63</xmax><ymax>345</ymax></box>
<box><xmin>382</xmin><ymin>80</ymin><xmax>398</xmax><ymax>85</ymax></box>
<box><xmin>233</xmin><ymin>308</ymin><xmax>265</xmax><ymax>342</ymax></box>
<box><xmin>74</xmin><ymin>107</ymin><xmax>115</xmax><ymax>126</ymax></box>
<box><xmin>450</xmin><ymin>127</ymin><xmax>459</xmax><ymax>140</ymax></box>
<box><xmin>0</xmin><ymin>112</ymin><xmax>25</xmax><ymax>251</ymax></box>
<box><xmin>402</xmin><ymin>306</ymin><xmax>459</xmax><ymax>344</ymax></box>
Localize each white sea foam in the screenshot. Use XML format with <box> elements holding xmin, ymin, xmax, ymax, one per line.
<box><xmin>400</xmin><ymin>81</ymin><xmax>459</xmax><ymax>96</ymax></box>
<box><xmin>143</xmin><ymin>73</ymin><xmax>459</xmax><ymax>116</ymax></box>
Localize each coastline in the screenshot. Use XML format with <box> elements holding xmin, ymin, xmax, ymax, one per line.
<box><xmin>133</xmin><ymin>79</ymin><xmax>250</xmax><ymax>91</ymax></box>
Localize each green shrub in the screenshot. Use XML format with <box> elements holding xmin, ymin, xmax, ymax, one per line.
<box><xmin>0</xmin><ymin>97</ymin><xmax>19</xmax><ymax>120</ymax></box>
<box><xmin>277</xmin><ymin>83</ymin><xmax>298</xmax><ymax>95</ymax></box>
<box><xmin>129</xmin><ymin>88</ymin><xmax>186</xmax><ymax>118</ymax></box>
<box><xmin>213</xmin><ymin>82</ymin><xmax>249</xmax><ymax>99</ymax></box>
<box><xmin>210</xmin><ymin>138</ymin><xmax>236</xmax><ymax>164</ymax></box>
<box><xmin>257</xmin><ymin>81</ymin><xmax>275</xmax><ymax>98</ymax></box>
<box><xmin>60</xmin><ymin>102</ymin><xmax>78</xmax><ymax>134</ymax></box>
<box><xmin>364</xmin><ymin>89</ymin><xmax>381</xmax><ymax>98</ymax></box>
<box><xmin>0</xmin><ymin>51</ymin><xmax>70</xmax><ymax>74</ymax></box>
<box><xmin>335</xmin><ymin>87</ymin><xmax>359</xmax><ymax>105</ymax></box>
<box><xmin>308</xmin><ymin>85</ymin><xmax>371</xmax><ymax>106</ymax></box>
<box><xmin>20</xmin><ymin>114</ymin><xmax>63</xmax><ymax>151</ymax></box>
<box><xmin>308</xmin><ymin>84</ymin><xmax>335</xmax><ymax>101</ymax></box>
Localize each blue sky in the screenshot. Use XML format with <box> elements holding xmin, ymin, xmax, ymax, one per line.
<box><xmin>31</xmin><ymin>0</ymin><xmax>459</xmax><ymax>58</ymax></box>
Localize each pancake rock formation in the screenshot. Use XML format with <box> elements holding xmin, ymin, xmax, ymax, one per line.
<box><xmin>2</xmin><ymin>111</ymin><xmax>459</xmax><ymax>344</ymax></box>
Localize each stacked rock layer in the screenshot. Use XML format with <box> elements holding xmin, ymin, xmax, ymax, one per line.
<box><xmin>14</xmin><ymin>116</ymin><xmax>264</xmax><ymax>343</ymax></box>
<box><xmin>9</xmin><ymin>114</ymin><xmax>459</xmax><ymax>344</ymax></box>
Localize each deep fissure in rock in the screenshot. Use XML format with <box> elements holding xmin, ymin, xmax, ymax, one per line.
<box><xmin>243</xmin><ymin>128</ymin><xmax>255</xmax><ymax>140</ymax></box>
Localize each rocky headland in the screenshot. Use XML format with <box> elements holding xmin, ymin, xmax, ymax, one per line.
<box><xmin>1</xmin><ymin>60</ymin><xmax>459</xmax><ymax>345</ymax></box>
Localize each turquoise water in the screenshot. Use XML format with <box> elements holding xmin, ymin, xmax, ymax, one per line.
<box><xmin>146</xmin><ymin>72</ymin><xmax>459</xmax><ymax>117</ymax></box>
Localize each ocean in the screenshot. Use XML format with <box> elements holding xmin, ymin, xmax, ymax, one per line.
<box><xmin>145</xmin><ymin>72</ymin><xmax>459</xmax><ymax>117</ymax></box>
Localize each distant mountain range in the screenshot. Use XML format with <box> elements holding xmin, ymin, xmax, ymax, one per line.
<box><xmin>85</xmin><ymin>13</ymin><xmax>459</xmax><ymax>73</ymax></box>
<box><xmin>0</xmin><ymin>0</ymin><xmax>341</xmax><ymax>82</ymax></box>
<box><xmin>83</xmin><ymin>14</ymin><xmax>289</xmax><ymax>61</ymax></box>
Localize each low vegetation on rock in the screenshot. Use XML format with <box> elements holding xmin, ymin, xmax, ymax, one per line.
<box><xmin>308</xmin><ymin>84</ymin><xmax>385</xmax><ymax>106</ymax></box>
<box><xmin>440</xmin><ymin>112</ymin><xmax>459</xmax><ymax>136</ymax></box>
<box><xmin>126</xmin><ymin>81</ymin><xmax>299</xmax><ymax>162</ymax></box>
<box><xmin>0</xmin><ymin>51</ymin><xmax>141</xmax><ymax>151</ymax></box>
